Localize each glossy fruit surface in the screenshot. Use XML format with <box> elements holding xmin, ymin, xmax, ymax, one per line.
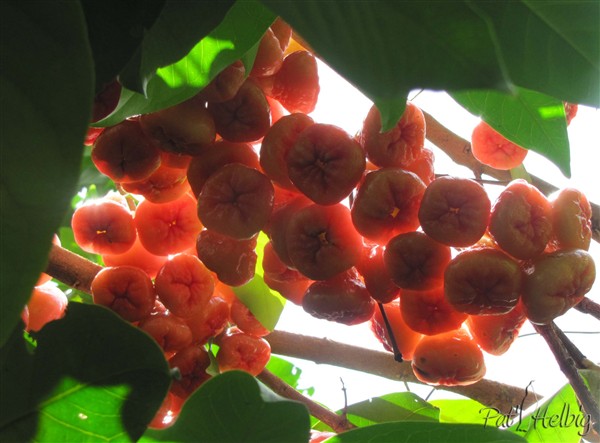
<box><xmin>471</xmin><ymin>121</ymin><xmax>528</xmax><ymax>170</ymax></box>
<box><xmin>370</xmin><ymin>300</ymin><xmax>423</xmax><ymax>361</ymax></box>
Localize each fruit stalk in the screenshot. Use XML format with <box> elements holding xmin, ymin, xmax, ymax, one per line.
<box><xmin>423</xmin><ymin>110</ymin><xmax>600</xmax><ymax>244</ymax></box>
<box><xmin>257</xmin><ymin>369</ymin><xmax>355</xmax><ymax>433</ymax></box>
<box><xmin>575</xmin><ymin>297</ymin><xmax>600</xmax><ymax>321</ymax></box>
<box><xmin>533</xmin><ymin>323</ymin><xmax>600</xmax><ymax>434</ymax></box>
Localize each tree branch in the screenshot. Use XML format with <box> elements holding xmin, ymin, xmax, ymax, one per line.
<box><xmin>575</xmin><ymin>297</ymin><xmax>600</xmax><ymax>321</ymax></box>
<box><xmin>45</xmin><ymin>244</ymin><xmax>537</xmax><ymax>412</ymax></box>
<box><xmin>257</xmin><ymin>369</ymin><xmax>355</xmax><ymax>433</ymax></box>
<box><xmin>533</xmin><ymin>323</ymin><xmax>600</xmax><ymax>435</ymax></box>
<box><xmin>423</xmin><ymin>110</ymin><xmax>600</xmax><ymax>244</ymax></box>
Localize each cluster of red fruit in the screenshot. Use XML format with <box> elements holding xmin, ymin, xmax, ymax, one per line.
<box><xmin>26</xmin><ymin>18</ymin><xmax>596</xmax><ymax>429</ymax></box>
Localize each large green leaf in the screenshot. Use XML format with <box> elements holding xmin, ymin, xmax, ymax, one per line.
<box><xmin>509</xmin><ymin>384</ymin><xmax>590</xmax><ymax>443</ymax></box>
<box><xmin>142</xmin><ymin>371</ymin><xmax>311</xmax><ymax>443</ymax></box>
<box><xmin>430</xmin><ymin>399</ymin><xmax>489</xmax><ymax>425</ymax></box>
<box><xmin>260</xmin><ymin>1</ymin><xmax>510</xmax><ymax>130</ymax></box>
<box><xmin>326</xmin><ymin>422</ymin><xmax>527</xmax><ymax>443</ymax></box>
<box><xmin>233</xmin><ymin>232</ymin><xmax>286</xmax><ymax>331</ymax></box>
<box><xmin>118</xmin><ymin>0</ymin><xmax>235</xmax><ymax>94</ymax></box>
<box><xmin>0</xmin><ymin>2</ymin><xmax>94</xmax><ymax>346</ymax></box>
<box><xmin>266</xmin><ymin>355</ymin><xmax>315</xmax><ymax>396</ymax></box>
<box><xmin>98</xmin><ymin>0</ymin><xmax>275</xmax><ymax>127</ymax></box>
<box><xmin>469</xmin><ymin>1</ymin><xmax>600</xmax><ymax>107</ymax></box>
<box><xmin>450</xmin><ymin>87</ymin><xmax>571</xmax><ymax>176</ymax></box>
<box><xmin>0</xmin><ymin>303</ymin><xmax>171</xmax><ymax>442</ymax></box>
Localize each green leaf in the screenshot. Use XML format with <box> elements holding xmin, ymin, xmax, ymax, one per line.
<box><xmin>450</xmin><ymin>87</ymin><xmax>571</xmax><ymax>177</ymax></box>
<box><xmin>327</xmin><ymin>422</ymin><xmax>527</xmax><ymax>442</ymax></box>
<box><xmin>343</xmin><ymin>393</ymin><xmax>440</xmax><ymax>428</ymax></box>
<box><xmin>0</xmin><ymin>2</ymin><xmax>94</xmax><ymax>346</ymax></box>
<box><xmin>260</xmin><ymin>1</ymin><xmax>510</xmax><ymax>130</ymax></box>
<box><xmin>142</xmin><ymin>371</ymin><xmax>311</xmax><ymax>443</ymax></box>
<box><xmin>430</xmin><ymin>399</ymin><xmax>490</xmax><ymax>425</ymax></box>
<box><xmin>509</xmin><ymin>384</ymin><xmax>591</xmax><ymax>443</ymax></box>
<box><xmin>468</xmin><ymin>1</ymin><xmax>600</xmax><ymax>107</ymax></box>
<box><xmin>98</xmin><ymin>0</ymin><xmax>275</xmax><ymax>126</ymax></box>
<box><xmin>81</xmin><ymin>0</ymin><xmax>165</xmax><ymax>91</ymax></box>
<box><xmin>233</xmin><ymin>232</ymin><xmax>286</xmax><ymax>331</ymax></box>
<box><xmin>266</xmin><ymin>355</ymin><xmax>315</xmax><ymax>396</ymax></box>
<box><xmin>0</xmin><ymin>303</ymin><xmax>171</xmax><ymax>442</ymax></box>
<box><xmin>118</xmin><ymin>0</ymin><xmax>235</xmax><ymax>94</ymax></box>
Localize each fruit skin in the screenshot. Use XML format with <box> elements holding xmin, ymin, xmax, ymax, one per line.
<box><xmin>467</xmin><ymin>302</ymin><xmax>526</xmax><ymax>356</ymax></box>
<box><xmin>249</xmin><ymin>27</ymin><xmax>284</xmax><ymax>78</ymax></box>
<box><xmin>196</xmin><ymin>61</ymin><xmax>246</xmax><ymax>103</ymax></box>
<box><xmin>302</xmin><ymin>269</ymin><xmax>376</xmax><ymax>325</ymax></box>
<box><xmin>444</xmin><ymin>247</ymin><xmax>523</xmax><ymax>315</ymax></box>
<box><xmin>489</xmin><ymin>179</ymin><xmax>552</xmax><ymax>260</ymax></box>
<box><xmin>286</xmin><ymin>123</ymin><xmax>365</xmax><ymax>205</ymax></box>
<box><xmin>418</xmin><ymin>176</ymin><xmax>491</xmax><ymax>247</ymax></box>
<box><xmin>351</xmin><ymin>168</ymin><xmax>426</xmax><ymax>245</ymax></box>
<box><xmin>521</xmin><ymin>249</ymin><xmax>596</xmax><ymax>324</ymax></box>
<box><xmin>168</xmin><ymin>345</ymin><xmax>212</xmax><ymax>400</ymax></box>
<box><xmin>550</xmin><ymin>187</ymin><xmax>592</xmax><ymax>251</ymax></box>
<box><xmin>370</xmin><ymin>300</ymin><xmax>423</xmax><ymax>361</ymax></box>
<box><xmin>285</xmin><ymin>203</ymin><xmax>363</xmax><ymax>281</ymax></box>
<box><xmin>185</xmin><ymin>295</ymin><xmax>231</xmax><ymax>344</ymax></box>
<box><xmin>102</xmin><ymin>237</ymin><xmax>168</xmax><ymax>279</ymax></box>
<box><xmin>270</xmin><ymin>50</ymin><xmax>320</xmax><ymax>114</ymax></box>
<box><xmin>215</xmin><ymin>328</ymin><xmax>271</xmax><ymax>376</ymax></box>
<box><xmin>411</xmin><ymin>329</ymin><xmax>486</xmax><ymax>386</ymax></box>
<box><xmin>359</xmin><ymin>102</ymin><xmax>426</xmax><ymax>168</ymax></box>
<box><xmin>356</xmin><ymin>244</ymin><xmax>400</xmax><ymax>304</ymax></box>
<box><xmin>471</xmin><ymin>121</ymin><xmax>528</xmax><ymax>170</ymax></box>
<box><xmin>384</xmin><ymin>231</ymin><xmax>451</xmax><ymax>291</ymax></box>
<box><xmin>262</xmin><ymin>241</ymin><xmax>312</xmax><ymax>305</ymax></box>
<box><xmin>230</xmin><ymin>297</ymin><xmax>270</xmax><ymax>338</ymax></box>
<box><xmin>138</xmin><ymin>312</ymin><xmax>193</xmax><ymax>355</ymax></box>
<box><xmin>26</xmin><ymin>283</ymin><xmax>68</xmax><ymax>332</ymax></box>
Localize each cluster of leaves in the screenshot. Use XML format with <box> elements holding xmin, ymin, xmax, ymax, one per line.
<box><xmin>1</xmin><ymin>1</ymin><xmax>598</xmax><ymax>442</ymax></box>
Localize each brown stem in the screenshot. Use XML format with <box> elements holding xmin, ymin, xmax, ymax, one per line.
<box><xmin>266</xmin><ymin>330</ymin><xmax>538</xmax><ymax>412</ymax></box>
<box><xmin>533</xmin><ymin>323</ymin><xmax>600</xmax><ymax>434</ymax></box>
<box><xmin>46</xmin><ymin>244</ymin><xmax>102</xmax><ymax>293</ymax></box>
<box><xmin>423</xmin><ymin>110</ymin><xmax>600</xmax><ymax>243</ymax></box>
<box><xmin>257</xmin><ymin>369</ymin><xmax>355</xmax><ymax>433</ymax></box>
<box><xmin>552</xmin><ymin>324</ymin><xmax>587</xmax><ymax>369</ymax></box>
<box><xmin>575</xmin><ymin>297</ymin><xmax>600</xmax><ymax>321</ymax></box>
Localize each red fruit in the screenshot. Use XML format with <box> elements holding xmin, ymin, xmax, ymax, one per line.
<box><xmin>216</xmin><ymin>329</ymin><xmax>271</xmax><ymax>376</ymax></box>
<box><xmin>302</xmin><ymin>269</ymin><xmax>376</xmax><ymax>325</ymax></box>
<box><xmin>91</xmin><ymin>266</ymin><xmax>156</xmax><ymax>322</ymax></box>
<box><xmin>418</xmin><ymin>176</ymin><xmax>491</xmax><ymax>247</ymax></box>
<box><xmin>359</xmin><ymin>102</ymin><xmax>426</xmax><ymax>168</ymax></box>
<box><xmin>286</xmin><ymin>123</ymin><xmax>365</xmax><ymax>205</ymax></box>
<box><xmin>168</xmin><ymin>345</ymin><xmax>212</xmax><ymax>400</ymax></box>
<box><xmin>84</xmin><ymin>126</ymin><xmax>105</xmax><ymax>146</ymax></box>
<box><xmin>521</xmin><ymin>249</ymin><xmax>596</xmax><ymax>324</ymax></box>
<box><xmin>285</xmin><ymin>203</ymin><xmax>363</xmax><ymax>281</ymax></box>
<box><xmin>185</xmin><ymin>295</ymin><xmax>231</xmax><ymax>344</ymax></box>
<box><xmin>230</xmin><ymin>297</ymin><xmax>270</xmax><ymax>338</ymax></box>
<box><xmin>401</xmin><ymin>287</ymin><xmax>468</xmax><ymax>336</ymax></box>
<box><xmin>195</xmin><ymin>229</ymin><xmax>257</xmax><ymax>287</ymax></box>
<box><xmin>260</xmin><ymin>113</ymin><xmax>315</xmax><ymax>191</ymax></box>
<box><xmin>271</xmin><ymin>50</ymin><xmax>320</xmax><ymax>114</ymax></box>
<box><xmin>411</xmin><ymin>329</ymin><xmax>486</xmax><ymax>386</ymax></box>
<box><xmin>140</xmin><ymin>98</ymin><xmax>216</xmax><ymax>156</ymax></box>
<box><xmin>550</xmin><ymin>188</ymin><xmax>592</xmax><ymax>251</ymax></box>
<box><xmin>197</xmin><ymin>163</ymin><xmax>274</xmax><ymax>240</ymax></box>
<box><xmin>208</xmin><ymin>78</ymin><xmax>271</xmax><ymax>143</ymax></box>
<box><xmin>36</xmin><ymin>234</ymin><xmax>61</xmax><ymax>286</ymax></box>
<box><xmin>92</xmin><ymin>119</ymin><xmax>161</xmax><ymax>183</ymax></box>
<box><xmin>138</xmin><ymin>312</ymin><xmax>193</xmax><ymax>354</ymax></box>
<box><xmin>186</xmin><ymin>140</ymin><xmax>260</xmax><ymax>198</ymax></box>
<box><xmin>384</xmin><ymin>231</ymin><xmax>452</xmax><ymax>291</ymax></box>
<box><xmin>250</xmin><ymin>28</ymin><xmax>284</xmax><ymax>78</ymax></box>
<box><xmin>370</xmin><ymin>301</ymin><xmax>423</xmax><ymax>361</ymax></box>
<box><xmin>404</xmin><ymin>147</ymin><xmax>435</xmax><ymax>186</ymax></box>
<box><xmin>356</xmin><ymin>244</ymin><xmax>401</xmax><ymax>304</ymax></box>
<box><xmin>270</xmin><ymin>18</ymin><xmax>292</xmax><ymax>52</ymax></box>
<box><xmin>196</xmin><ymin>61</ymin><xmax>246</xmax><ymax>103</ymax></box>
<box><xmin>262</xmin><ymin>241</ymin><xmax>312</xmax><ymax>305</ymax></box>
<box><xmin>122</xmin><ymin>163</ymin><xmax>190</xmax><ymax>204</ymax></box>
<box><xmin>71</xmin><ymin>199</ymin><xmax>136</xmax><ymax>255</ymax></box>
<box><xmin>444</xmin><ymin>247</ymin><xmax>523</xmax><ymax>315</ymax></box>
<box><xmin>564</xmin><ymin>102</ymin><xmax>578</xmax><ymax>125</ymax></box>
<box><xmin>489</xmin><ymin>179</ymin><xmax>552</xmax><ymax>260</ymax></box>
<box><xmin>351</xmin><ymin>169</ymin><xmax>425</xmax><ymax>245</ymax></box>
<box><xmin>471</xmin><ymin>121</ymin><xmax>528</xmax><ymax>170</ymax></box>
<box><xmin>466</xmin><ymin>302</ymin><xmax>526</xmax><ymax>356</ymax></box>
<box><xmin>135</xmin><ymin>192</ymin><xmax>203</xmax><ymax>256</ymax></box>
<box><xmin>155</xmin><ymin>253</ymin><xmax>214</xmax><ymax>318</ymax></box>
<box><xmin>26</xmin><ymin>283</ymin><xmax>68</xmax><ymax>332</ymax></box>
<box><xmin>102</xmin><ymin>237</ymin><xmax>168</xmax><ymax>279</ymax></box>
<box><xmin>91</xmin><ymin>78</ymin><xmax>121</xmax><ymax>123</ymax></box>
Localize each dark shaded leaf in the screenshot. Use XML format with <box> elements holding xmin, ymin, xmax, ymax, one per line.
<box><xmin>0</xmin><ymin>1</ymin><xmax>94</xmax><ymax>346</ymax></box>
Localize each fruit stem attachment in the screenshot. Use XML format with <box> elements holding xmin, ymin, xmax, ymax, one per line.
<box><xmin>533</xmin><ymin>323</ymin><xmax>600</xmax><ymax>434</ymax></box>
<box><xmin>257</xmin><ymin>368</ymin><xmax>355</xmax><ymax>433</ymax></box>
<box><xmin>377</xmin><ymin>302</ymin><xmax>403</xmax><ymax>362</ymax></box>
<box><xmin>575</xmin><ymin>297</ymin><xmax>600</xmax><ymax>321</ymax></box>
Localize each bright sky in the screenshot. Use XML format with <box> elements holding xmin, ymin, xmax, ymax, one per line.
<box><xmin>275</xmin><ymin>60</ymin><xmax>600</xmax><ymax>413</ymax></box>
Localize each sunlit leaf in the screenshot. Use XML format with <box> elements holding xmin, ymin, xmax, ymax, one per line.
<box><xmin>266</xmin><ymin>355</ymin><xmax>315</xmax><ymax>396</ymax></box>
<box><xmin>430</xmin><ymin>399</ymin><xmax>489</xmax><ymax>425</ymax></box>
<box><xmin>0</xmin><ymin>1</ymin><xmax>94</xmax><ymax>346</ymax></box>
<box><xmin>450</xmin><ymin>87</ymin><xmax>571</xmax><ymax>177</ymax></box>
<box><xmin>142</xmin><ymin>371</ymin><xmax>311</xmax><ymax>443</ymax></box>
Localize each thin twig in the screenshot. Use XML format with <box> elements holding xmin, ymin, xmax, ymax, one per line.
<box><xmin>377</xmin><ymin>302</ymin><xmax>403</xmax><ymax>362</ymax></box>
<box><xmin>551</xmin><ymin>323</ymin><xmax>587</xmax><ymax>369</ymax></box>
<box><xmin>575</xmin><ymin>297</ymin><xmax>600</xmax><ymax>321</ymax></box>
<box><xmin>533</xmin><ymin>323</ymin><xmax>600</xmax><ymax>435</ymax></box>
<box><xmin>257</xmin><ymin>369</ymin><xmax>355</xmax><ymax>433</ymax></box>
<box><xmin>423</xmin><ymin>110</ymin><xmax>600</xmax><ymax>243</ymax></box>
